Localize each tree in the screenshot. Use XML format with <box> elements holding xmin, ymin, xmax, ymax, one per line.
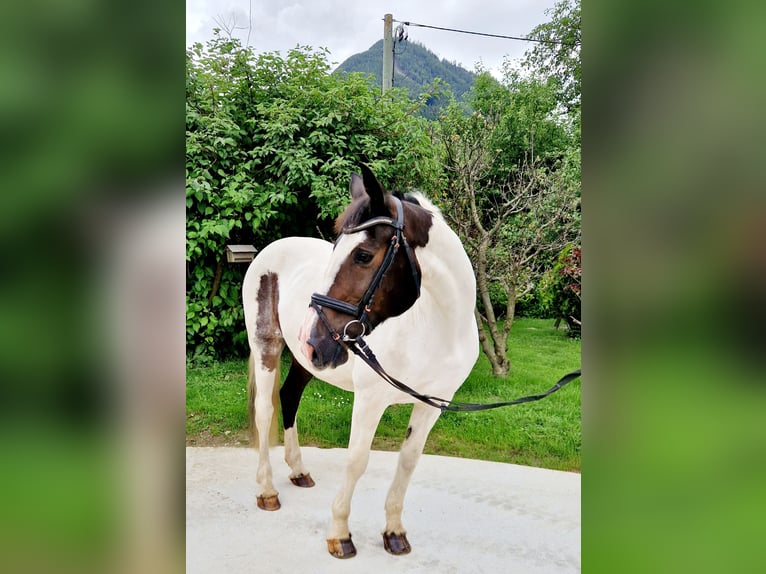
<box><xmin>428</xmin><ymin>1</ymin><xmax>582</xmax><ymax>376</ymax></box>
<box><xmin>434</xmin><ymin>71</ymin><xmax>580</xmax><ymax>375</ymax></box>
<box><xmin>186</xmin><ymin>33</ymin><xmax>441</xmax><ymax>361</ymax></box>
<box><xmin>523</xmin><ymin>0</ymin><xmax>581</xmax><ymax>122</ymax></box>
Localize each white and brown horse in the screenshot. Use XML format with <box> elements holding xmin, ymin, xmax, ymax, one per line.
<box><xmin>242</xmin><ymin>164</ymin><xmax>479</xmax><ymax>558</ymax></box>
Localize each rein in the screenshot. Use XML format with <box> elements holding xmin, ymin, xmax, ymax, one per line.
<box><xmin>310</xmin><ymin>196</ymin><xmax>581</xmax><ymax>413</ymax></box>
<box><xmin>347</xmin><ymin>335</ymin><xmax>581</xmax><ymax>413</ymax></box>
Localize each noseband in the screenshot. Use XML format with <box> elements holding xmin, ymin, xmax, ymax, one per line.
<box><xmin>311</xmin><ymin>196</ymin><xmax>421</xmax><ymax>342</ymax></box>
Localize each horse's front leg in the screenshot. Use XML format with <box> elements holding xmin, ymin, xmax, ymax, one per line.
<box><xmin>280</xmin><ymin>357</ymin><xmax>315</xmax><ymax>487</ymax></box>
<box><xmin>383</xmin><ymin>402</ymin><xmax>442</xmax><ymax>555</ymax></box>
<box><xmin>326</xmin><ymin>392</ymin><xmax>387</xmax><ymax>559</ymax></box>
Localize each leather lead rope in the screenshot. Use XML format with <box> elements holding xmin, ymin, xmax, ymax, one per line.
<box><xmin>346</xmin><ymin>334</ymin><xmax>581</xmax><ymax>413</ymax></box>
<box><xmin>310</xmin><ymin>193</ymin><xmax>580</xmax><ymax>412</ymax></box>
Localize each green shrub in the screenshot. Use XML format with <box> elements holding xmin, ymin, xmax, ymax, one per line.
<box><xmin>186</xmin><ymin>35</ymin><xmax>442</xmax><ymax>362</ymax></box>
<box><xmin>539</xmin><ymin>244</ymin><xmax>581</xmax><ymax>336</ymax></box>
<box><xmin>516</xmin><ymin>290</ymin><xmax>549</xmax><ymax>318</ymax></box>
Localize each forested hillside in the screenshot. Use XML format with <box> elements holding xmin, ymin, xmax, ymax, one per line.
<box><xmin>334</xmin><ymin>39</ymin><xmax>476</xmax><ymax>118</ymax></box>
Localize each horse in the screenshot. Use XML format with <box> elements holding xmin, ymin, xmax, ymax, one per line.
<box><xmin>242</xmin><ymin>164</ymin><xmax>479</xmax><ymax>558</ymax></box>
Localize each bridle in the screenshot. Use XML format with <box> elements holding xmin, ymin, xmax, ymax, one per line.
<box><xmin>310</xmin><ymin>196</ymin><xmax>421</xmax><ymax>343</ymax></box>
<box><xmin>309</xmin><ymin>195</ymin><xmax>582</xmax><ymax>413</ymax></box>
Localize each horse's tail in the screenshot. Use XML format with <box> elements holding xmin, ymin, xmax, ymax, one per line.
<box><xmin>248</xmin><ymin>351</ymin><xmax>280</xmax><ymax>447</ymax></box>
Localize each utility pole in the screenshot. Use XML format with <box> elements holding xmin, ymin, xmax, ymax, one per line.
<box><xmin>382</xmin><ymin>14</ymin><xmax>393</xmax><ymax>94</ymax></box>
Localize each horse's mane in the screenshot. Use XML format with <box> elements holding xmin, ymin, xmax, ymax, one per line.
<box><xmin>399</xmin><ymin>191</ymin><xmax>442</xmax><ymax>218</ymax></box>
<box><xmin>392</xmin><ymin>190</ymin><xmax>420</xmax><ymax>206</ymax></box>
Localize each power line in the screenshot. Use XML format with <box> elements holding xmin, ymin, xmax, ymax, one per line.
<box><xmin>393</xmin><ymin>19</ymin><xmax>579</xmax><ymax>47</ymax></box>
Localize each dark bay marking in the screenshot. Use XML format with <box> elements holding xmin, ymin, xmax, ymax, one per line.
<box><xmin>280</xmin><ymin>357</ymin><xmax>313</xmax><ymax>430</ymax></box>
<box><xmin>255</xmin><ymin>272</ymin><xmax>283</xmax><ymax>371</ymax></box>
<box><xmin>398</xmin><ymin>194</ymin><xmax>432</xmax><ymax>249</ymax></box>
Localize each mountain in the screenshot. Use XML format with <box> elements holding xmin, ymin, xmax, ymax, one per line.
<box><xmin>334</xmin><ymin>39</ymin><xmax>476</xmax><ymax>118</ymax></box>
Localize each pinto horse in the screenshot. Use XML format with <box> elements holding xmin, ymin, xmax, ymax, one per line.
<box><xmin>242</xmin><ymin>165</ymin><xmax>479</xmax><ymax>558</ymax></box>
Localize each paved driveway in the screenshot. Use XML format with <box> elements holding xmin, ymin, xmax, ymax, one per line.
<box><xmin>186</xmin><ymin>447</ymin><xmax>580</xmax><ymax>573</ymax></box>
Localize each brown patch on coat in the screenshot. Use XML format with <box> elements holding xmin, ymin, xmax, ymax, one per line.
<box><xmin>400</xmin><ymin>197</ymin><xmax>432</xmax><ymax>250</ymax></box>
<box><xmin>255</xmin><ymin>272</ymin><xmax>283</xmax><ymax>371</ymax></box>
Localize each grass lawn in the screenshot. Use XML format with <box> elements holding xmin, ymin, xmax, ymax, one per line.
<box><xmin>186</xmin><ymin>318</ymin><xmax>581</xmax><ymax>471</ymax></box>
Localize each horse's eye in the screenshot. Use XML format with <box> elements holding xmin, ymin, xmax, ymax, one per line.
<box><xmin>353</xmin><ymin>250</ymin><xmax>373</xmax><ymax>265</ymax></box>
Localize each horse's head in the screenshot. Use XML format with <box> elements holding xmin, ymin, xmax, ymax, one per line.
<box><xmin>299</xmin><ymin>165</ymin><xmax>432</xmax><ymax>369</ymax></box>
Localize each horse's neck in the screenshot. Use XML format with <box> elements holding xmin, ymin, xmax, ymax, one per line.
<box><xmin>416</xmin><ymin>220</ymin><xmax>476</xmax><ymax>322</ymax></box>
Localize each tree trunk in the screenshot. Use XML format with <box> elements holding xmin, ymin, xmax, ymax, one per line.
<box><xmin>475</xmin><ymin>309</ymin><xmax>509</xmax><ymax>376</ymax></box>
<box><xmin>208</xmin><ymin>257</ymin><xmax>224</xmax><ymax>307</ymax></box>
<box><xmin>474</xmin><ymin>237</ymin><xmax>510</xmax><ymax>376</ymax></box>
<box><xmin>500</xmin><ymin>280</ymin><xmax>517</xmax><ymax>371</ymax></box>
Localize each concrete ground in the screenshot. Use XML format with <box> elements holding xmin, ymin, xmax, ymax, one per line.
<box><xmin>186</xmin><ymin>446</ymin><xmax>580</xmax><ymax>574</ymax></box>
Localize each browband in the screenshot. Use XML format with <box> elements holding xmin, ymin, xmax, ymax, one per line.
<box><xmin>341</xmin><ymin>198</ymin><xmax>404</xmax><ymax>234</ymax></box>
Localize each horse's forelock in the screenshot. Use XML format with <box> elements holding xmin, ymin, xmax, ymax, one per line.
<box><xmin>334</xmin><ymin>193</ymin><xmax>436</xmax><ymax>247</ymax></box>
<box><xmin>336</xmin><ymin>193</ymin><xmax>418</xmax><ymax>230</ymax></box>
<box><xmin>334</xmin><ymin>196</ymin><xmax>370</xmax><ymax>235</ymax></box>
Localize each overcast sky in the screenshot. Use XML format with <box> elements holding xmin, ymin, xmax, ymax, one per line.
<box><xmin>186</xmin><ymin>0</ymin><xmax>559</xmax><ymax>78</ymax></box>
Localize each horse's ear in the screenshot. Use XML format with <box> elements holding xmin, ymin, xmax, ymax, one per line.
<box><xmin>359</xmin><ymin>164</ymin><xmax>387</xmax><ymax>216</ymax></box>
<box><xmin>349</xmin><ymin>173</ymin><xmax>365</xmax><ymax>200</ymax></box>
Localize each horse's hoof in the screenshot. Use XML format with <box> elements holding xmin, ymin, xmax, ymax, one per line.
<box><xmin>327</xmin><ymin>535</ymin><xmax>356</xmax><ymax>559</ymax></box>
<box><xmin>290</xmin><ymin>473</ymin><xmax>315</xmax><ymax>488</ymax></box>
<box><xmin>383</xmin><ymin>532</ymin><xmax>411</xmax><ymax>555</ymax></box>
<box><xmin>256</xmin><ymin>494</ymin><xmax>281</xmax><ymax>511</ymax></box>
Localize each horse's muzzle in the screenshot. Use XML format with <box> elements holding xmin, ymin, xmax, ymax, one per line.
<box><xmin>298</xmin><ymin>308</ymin><xmax>348</xmax><ymax>369</ymax></box>
<box><xmin>305</xmin><ymin>334</ymin><xmax>347</xmax><ymax>369</ymax></box>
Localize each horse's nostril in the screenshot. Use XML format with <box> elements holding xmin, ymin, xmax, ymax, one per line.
<box><xmin>306</xmin><ymin>339</ymin><xmax>324</xmax><ymax>368</ymax></box>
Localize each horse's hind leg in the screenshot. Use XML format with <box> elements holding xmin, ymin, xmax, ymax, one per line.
<box><xmin>248</xmin><ymin>349</ymin><xmax>283</xmax><ymax>511</ymax></box>
<box><xmin>247</xmin><ymin>272</ymin><xmax>284</xmax><ymax>511</ymax></box>
<box><xmin>382</xmin><ymin>403</ymin><xmax>442</xmax><ymax>555</ymax></box>
<box><xmin>280</xmin><ymin>357</ymin><xmax>315</xmax><ymax>487</ymax></box>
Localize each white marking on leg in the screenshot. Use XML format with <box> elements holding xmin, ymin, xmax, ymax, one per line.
<box><xmin>254</xmin><ymin>366</ymin><xmax>278</xmax><ymax>498</ymax></box>
<box><xmin>384</xmin><ymin>404</ymin><xmax>441</xmax><ymax>534</ymax></box>
<box><xmin>283</xmin><ymin>426</ymin><xmax>309</xmax><ymax>479</ymax></box>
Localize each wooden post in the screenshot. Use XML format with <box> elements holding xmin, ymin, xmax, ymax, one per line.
<box><xmin>382</xmin><ymin>14</ymin><xmax>393</xmax><ymax>94</ymax></box>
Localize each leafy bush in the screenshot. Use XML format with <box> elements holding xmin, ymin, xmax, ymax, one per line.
<box><xmin>515</xmin><ymin>290</ymin><xmax>549</xmax><ymax>318</ymax></box>
<box><xmin>186</xmin><ymin>34</ymin><xmax>442</xmax><ymax>362</ymax></box>
<box><xmin>539</xmin><ymin>244</ymin><xmax>581</xmax><ymax>336</ymax></box>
